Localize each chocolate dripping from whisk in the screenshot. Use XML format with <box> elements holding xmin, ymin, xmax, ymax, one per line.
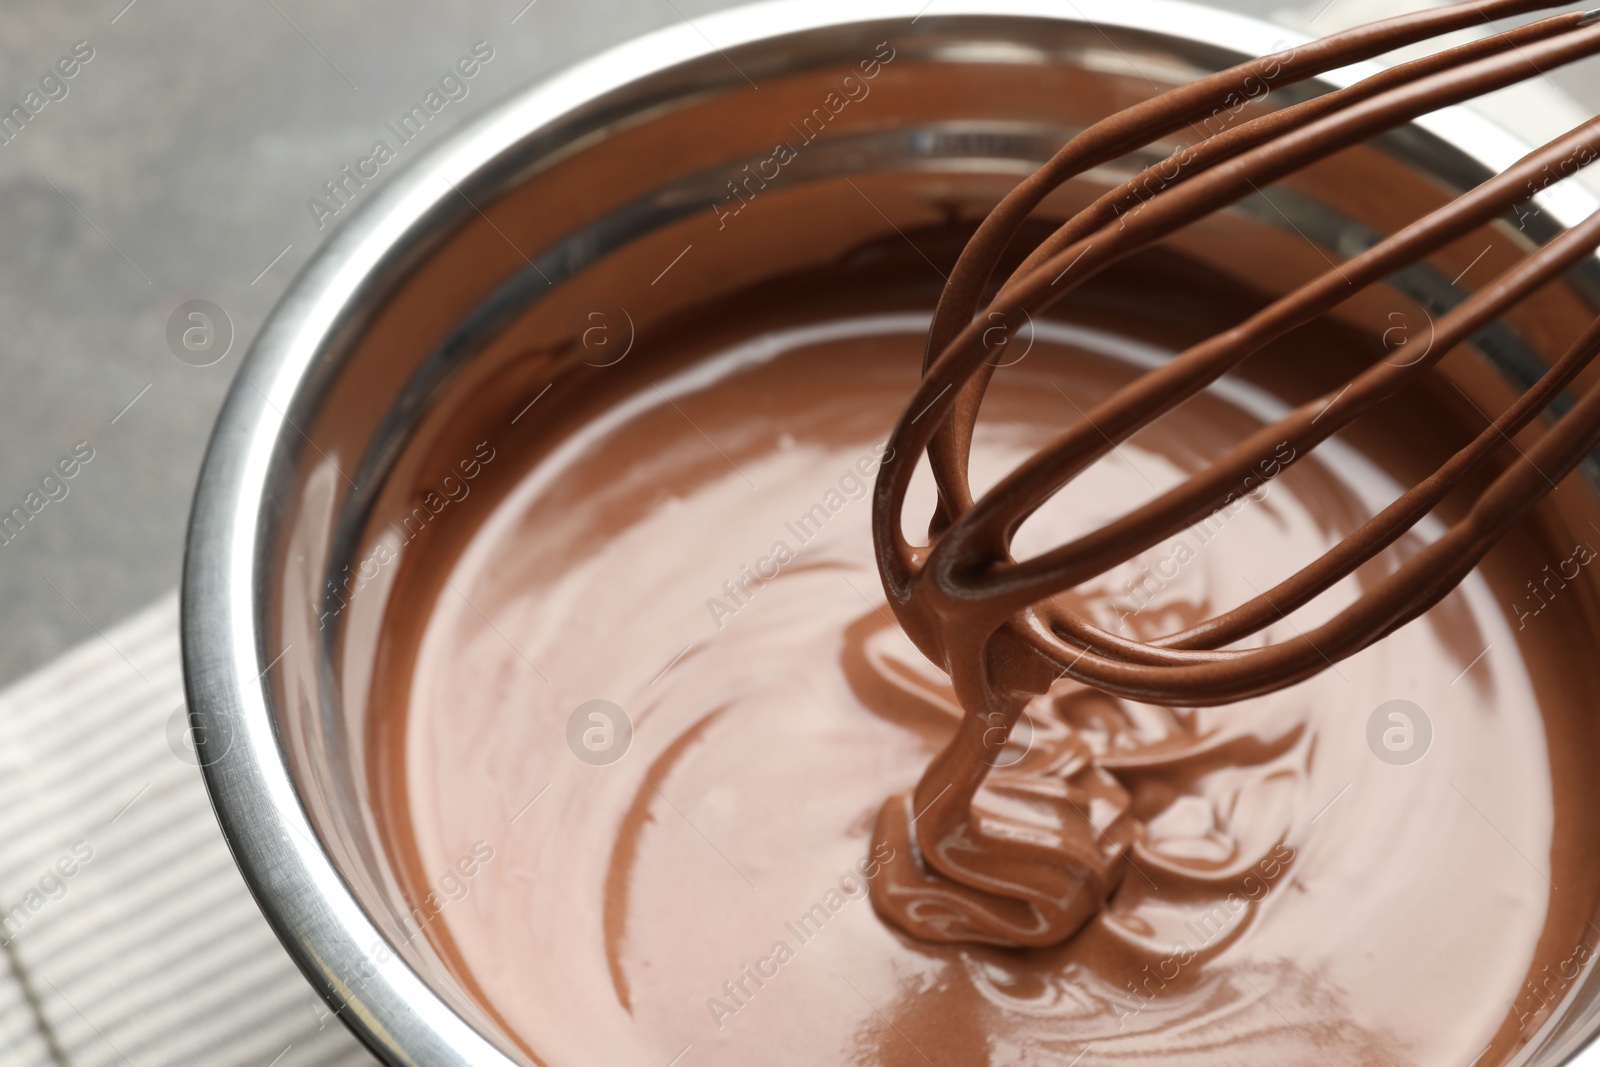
<box><xmin>876</xmin><ymin>7</ymin><xmax>1600</xmax><ymax>707</ymax></box>
<box><xmin>867</xmin><ymin>5</ymin><xmax>1600</xmax><ymax>948</ymax></box>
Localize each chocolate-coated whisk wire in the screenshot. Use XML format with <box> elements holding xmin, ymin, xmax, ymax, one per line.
<box><xmin>874</xmin><ymin>1</ymin><xmax>1600</xmax><ymax>705</ymax></box>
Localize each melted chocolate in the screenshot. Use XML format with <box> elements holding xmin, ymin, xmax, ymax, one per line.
<box><xmin>377</xmin><ymin>251</ymin><xmax>1600</xmax><ymax>1065</ymax></box>
<box><xmin>368</xmin><ymin>5</ymin><xmax>1600</xmax><ymax>1058</ymax></box>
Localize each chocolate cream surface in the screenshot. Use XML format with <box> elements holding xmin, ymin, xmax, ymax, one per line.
<box><xmin>373</xmin><ymin>251</ymin><xmax>1600</xmax><ymax>1066</ymax></box>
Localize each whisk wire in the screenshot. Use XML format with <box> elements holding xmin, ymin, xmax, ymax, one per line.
<box><xmin>874</xmin><ymin>2</ymin><xmax>1600</xmax><ymax>705</ymax></box>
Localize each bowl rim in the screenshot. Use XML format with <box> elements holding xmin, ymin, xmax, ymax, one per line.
<box><xmin>179</xmin><ymin>2</ymin><xmax>1600</xmax><ymax>1064</ymax></box>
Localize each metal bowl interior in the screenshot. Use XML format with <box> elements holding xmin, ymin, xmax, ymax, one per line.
<box><xmin>181</xmin><ymin>2</ymin><xmax>1600</xmax><ymax>1064</ymax></box>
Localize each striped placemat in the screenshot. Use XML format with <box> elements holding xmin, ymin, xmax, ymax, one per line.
<box><xmin>0</xmin><ymin>593</ymin><xmax>377</xmax><ymax>1067</ymax></box>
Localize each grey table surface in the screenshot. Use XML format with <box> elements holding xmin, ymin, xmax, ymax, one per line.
<box><xmin>0</xmin><ymin>1</ymin><xmax>1596</xmax><ymax>1064</ymax></box>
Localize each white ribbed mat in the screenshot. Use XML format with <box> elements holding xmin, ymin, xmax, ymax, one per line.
<box><xmin>0</xmin><ymin>593</ymin><xmax>377</xmax><ymax>1067</ymax></box>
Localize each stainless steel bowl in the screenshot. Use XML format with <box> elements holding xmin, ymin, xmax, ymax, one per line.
<box><xmin>181</xmin><ymin>2</ymin><xmax>1600</xmax><ymax>1063</ymax></box>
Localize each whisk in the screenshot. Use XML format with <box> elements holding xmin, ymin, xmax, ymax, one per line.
<box><xmin>866</xmin><ymin>0</ymin><xmax>1600</xmax><ymax>950</ymax></box>
<box><xmin>872</xmin><ymin>0</ymin><xmax>1600</xmax><ymax>712</ymax></box>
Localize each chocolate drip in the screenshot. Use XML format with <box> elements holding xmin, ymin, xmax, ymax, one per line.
<box><xmin>870</xmin><ymin>2</ymin><xmax>1600</xmax><ymax>946</ymax></box>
